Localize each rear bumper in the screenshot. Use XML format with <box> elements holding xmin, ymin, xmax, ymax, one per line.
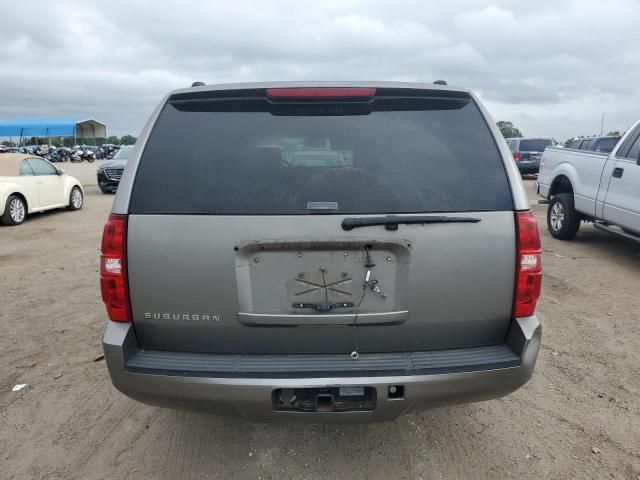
<box><xmin>103</xmin><ymin>316</ymin><xmax>541</xmax><ymax>422</ymax></box>
<box><xmin>517</xmin><ymin>161</ymin><xmax>540</xmax><ymax>174</ymax></box>
<box><xmin>536</xmin><ymin>181</ymin><xmax>550</xmax><ymax>200</ymax></box>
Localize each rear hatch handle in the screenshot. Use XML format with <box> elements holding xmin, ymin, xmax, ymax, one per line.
<box><xmin>341</xmin><ymin>215</ymin><xmax>481</xmax><ymax>231</ymax></box>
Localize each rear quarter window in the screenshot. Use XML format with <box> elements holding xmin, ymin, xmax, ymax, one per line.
<box><xmin>130</xmin><ymin>94</ymin><xmax>513</xmax><ymax>215</ymax></box>
<box><xmin>595</xmin><ymin>137</ymin><xmax>620</xmax><ymax>153</ymax></box>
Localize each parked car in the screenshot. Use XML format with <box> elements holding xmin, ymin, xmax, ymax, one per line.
<box><xmin>101</xmin><ymin>144</ymin><xmax>120</xmax><ymax>159</ymax></box>
<box><xmin>506</xmin><ymin>137</ymin><xmax>554</xmax><ymax>175</ymax></box>
<box><xmin>97</xmin><ymin>145</ymin><xmax>132</xmax><ymax>193</ymax></box>
<box><xmin>79</xmin><ymin>145</ymin><xmax>104</xmax><ymax>159</ymax></box>
<box><xmin>0</xmin><ymin>153</ymin><xmax>83</xmax><ymax>226</ymax></box>
<box><xmin>565</xmin><ymin>135</ymin><xmax>621</xmax><ymax>154</ymax></box>
<box><xmin>537</xmin><ymin>121</ymin><xmax>640</xmax><ymax>240</ymax></box>
<box><xmin>101</xmin><ymin>81</ymin><xmax>542</xmax><ymax>421</ymax></box>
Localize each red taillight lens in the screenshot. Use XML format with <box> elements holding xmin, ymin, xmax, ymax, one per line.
<box><xmin>100</xmin><ymin>214</ymin><xmax>130</xmax><ymax>322</ymax></box>
<box><xmin>513</xmin><ymin>151</ymin><xmax>521</xmax><ymax>161</ymax></box>
<box><xmin>513</xmin><ymin>211</ymin><xmax>542</xmax><ymax>317</ymax></box>
<box><xmin>266</xmin><ymin>87</ymin><xmax>376</xmax><ymax>100</ymax></box>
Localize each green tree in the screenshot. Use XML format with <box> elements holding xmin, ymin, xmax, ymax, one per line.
<box><xmin>106</xmin><ymin>136</ymin><xmax>121</xmax><ymax>145</ymax></box>
<box><xmin>496</xmin><ymin>121</ymin><xmax>523</xmax><ymax>139</ymax></box>
<box><xmin>606</xmin><ymin>130</ymin><xmax>621</xmax><ymax>136</ymax></box>
<box><xmin>120</xmin><ymin>135</ymin><xmax>137</xmax><ymax>145</ymax></box>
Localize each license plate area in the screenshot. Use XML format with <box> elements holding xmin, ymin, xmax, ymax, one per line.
<box><xmin>235</xmin><ymin>240</ymin><xmax>410</xmax><ymax>320</ymax></box>
<box><xmin>273</xmin><ymin>387</ymin><xmax>376</xmax><ymax>412</ymax></box>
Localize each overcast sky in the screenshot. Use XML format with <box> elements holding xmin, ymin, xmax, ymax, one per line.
<box><xmin>1</xmin><ymin>0</ymin><xmax>638</xmax><ymax>139</ymax></box>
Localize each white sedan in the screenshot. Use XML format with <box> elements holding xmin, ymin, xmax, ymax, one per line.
<box><xmin>0</xmin><ymin>153</ymin><xmax>84</xmax><ymax>226</ymax></box>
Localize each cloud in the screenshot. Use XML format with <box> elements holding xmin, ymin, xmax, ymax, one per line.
<box><xmin>0</xmin><ymin>0</ymin><xmax>638</xmax><ymax>139</ymax></box>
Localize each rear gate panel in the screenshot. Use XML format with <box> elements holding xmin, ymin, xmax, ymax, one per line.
<box><xmin>127</xmin><ymin>212</ymin><xmax>514</xmax><ymax>354</ymax></box>
<box><xmin>126</xmin><ymin>86</ymin><xmax>516</xmax><ymax>355</ymax></box>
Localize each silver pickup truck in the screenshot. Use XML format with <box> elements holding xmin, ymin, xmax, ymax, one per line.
<box><xmin>537</xmin><ymin>121</ymin><xmax>640</xmax><ymax>241</ymax></box>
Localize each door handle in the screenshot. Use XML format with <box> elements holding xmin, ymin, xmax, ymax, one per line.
<box><xmin>612</xmin><ymin>167</ymin><xmax>624</xmax><ymax>178</ymax></box>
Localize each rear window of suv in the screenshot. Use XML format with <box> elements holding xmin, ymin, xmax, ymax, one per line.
<box><xmin>518</xmin><ymin>139</ymin><xmax>552</xmax><ymax>152</ymax></box>
<box><xmin>130</xmin><ymin>92</ymin><xmax>513</xmax><ymax>215</ymax></box>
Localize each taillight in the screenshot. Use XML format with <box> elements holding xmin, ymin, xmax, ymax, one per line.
<box><xmin>100</xmin><ymin>214</ymin><xmax>130</xmax><ymax>322</ymax></box>
<box><xmin>266</xmin><ymin>87</ymin><xmax>376</xmax><ymax>100</ymax></box>
<box><xmin>513</xmin><ymin>151</ymin><xmax>521</xmax><ymax>161</ymax></box>
<box><xmin>513</xmin><ymin>211</ymin><xmax>542</xmax><ymax>317</ymax></box>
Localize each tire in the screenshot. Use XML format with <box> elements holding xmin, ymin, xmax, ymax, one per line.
<box><xmin>87</xmin><ymin>157</ymin><xmax>95</xmax><ymax>163</ymax></box>
<box><xmin>100</xmin><ymin>188</ymin><xmax>110</xmax><ymax>194</ymax></box>
<box><xmin>547</xmin><ymin>193</ymin><xmax>581</xmax><ymax>240</ymax></box>
<box><xmin>1</xmin><ymin>195</ymin><xmax>27</xmax><ymax>226</ymax></box>
<box><xmin>67</xmin><ymin>186</ymin><xmax>84</xmax><ymax>211</ymax></box>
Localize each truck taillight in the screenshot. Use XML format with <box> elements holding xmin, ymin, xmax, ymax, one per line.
<box><xmin>100</xmin><ymin>214</ymin><xmax>130</xmax><ymax>322</ymax></box>
<box><xmin>513</xmin><ymin>211</ymin><xmax>542</xmax><ymax>317</ymax></box>
<box><xmin>513</xmin><ymin>151</ymin><xmax>521</xmax><ymax>161</ymax></box>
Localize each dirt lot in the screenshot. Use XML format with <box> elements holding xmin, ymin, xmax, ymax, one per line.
<box><xmin>1</xmin><ymin>164</ymin><xmax>639</xmax><ymax>479</ymax></box>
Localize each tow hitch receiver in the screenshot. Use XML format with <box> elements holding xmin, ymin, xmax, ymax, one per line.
<box><xmin>273</xmin><ymin>387</ymin><xmax>376</xmax><ymax>412</ymax></box>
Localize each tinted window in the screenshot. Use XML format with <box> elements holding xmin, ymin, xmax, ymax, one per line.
<box><xmin>626</xmin><ymin>136</ymin><xmax>640</xmax><ymax>161</ymax></box>
<box><xmin>615</xmin><ymin>127</ymin><xmax>640</xmax><ymax>158</ymax></box>
<box><xmin>131</xmin><ymin>98</ymin><xmax>513</xmax><ymax>214</ymax></box>
<box><xmin>594</xmin><ymin>137</ymin><xmax>620</xmax><ymax>153</ymax></box>
<box><xmin>20</xmin><ymin>160</ymin><xmax>34</xmax><ymax>175</ymax></box>
<box><xmin>568</xmin><ymin>140</ymin><xmax>580</xmax><ymax>149</ymax></box>
<box><xmin>579</xmin><ymin>139</ymin><xmax>594</xmax><ymax>150</ymax></box>
<box><xmin>519</xmin><ymin>139</ymin><xmax>552</xmax><ymax>152</ymax></box>
<box><xmin>27</xmin><ymin>158</ymin><xmax>57</xmax><ymax>175</ymax></box>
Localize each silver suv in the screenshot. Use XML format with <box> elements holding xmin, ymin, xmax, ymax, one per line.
<box><xmin>101</xmin><ymin>82</ymin><xmax>542</xmax><ymax>422</ymax></box>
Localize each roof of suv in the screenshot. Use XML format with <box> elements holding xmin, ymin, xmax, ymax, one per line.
<box><xmin>169</xmin><ymin>81</ymin><xmax>471</xmax><ymax>97</ymax></box>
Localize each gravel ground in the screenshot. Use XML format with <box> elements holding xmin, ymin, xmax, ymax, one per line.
<box><xmin>1</xmin><ymin>165</ymin><xmax>639</xmax><ymax>479</ymax></box>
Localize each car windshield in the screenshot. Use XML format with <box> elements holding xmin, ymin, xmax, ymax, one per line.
<box><xmin>519</xmin><ymin>139</ymin><xmax>552</xmax><ymax>152</ymax></box>
<box><xmin>113</xmin><ymin>146</ymin><xmax>133</xmax><ymax>161</ymax></box>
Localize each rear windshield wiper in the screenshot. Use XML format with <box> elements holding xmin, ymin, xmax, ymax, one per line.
<box><xmin>341</xmin><ymin>215</ymin><xmax>481</xmax><ymax>231</ymax></box>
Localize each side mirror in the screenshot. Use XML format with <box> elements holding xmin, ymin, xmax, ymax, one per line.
<box><xmin>56</xmin><ymin>168</ymin><xmax>65</xmax><ymax>175</ymax></box>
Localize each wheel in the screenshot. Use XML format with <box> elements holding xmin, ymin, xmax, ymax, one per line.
<box><xmin>547</xmin><ymin>193</ymin><xmax>581</xmax><ymax>240</ymax></box>
<box><xmin>1</xmin><ymin>195</ymin><xmax>27</xmax><ymax>226</ymax></box>
<box><xmin>100</xmin><ymin>188</ymin><xmax>111</xmax><ymax>194</ymax></box>
<box><xmin>87</xmin><ymin>157</ymin><xmax>95</xmax><ymax>163</ymax></box>
<box><xmin>67</xmin><ymin>186</ymin><xmax>84</xmax><ymax>211</ymax></box>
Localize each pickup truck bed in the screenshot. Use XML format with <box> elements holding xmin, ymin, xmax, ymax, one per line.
<box><xmin>537</xmin><ymin>123</ymin><xmax>640</xmax><ymax>240</ymax></box>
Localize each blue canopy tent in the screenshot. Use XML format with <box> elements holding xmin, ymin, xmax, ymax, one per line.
<box><xmin>0</xmin><ymin>118</ymin><xmax>107</xmax><ymax>145</ymax></box>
